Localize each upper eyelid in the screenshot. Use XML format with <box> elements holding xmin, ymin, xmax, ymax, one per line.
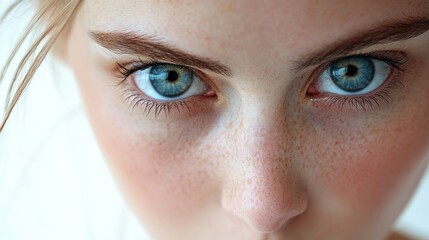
<box><xmin>317</xmin><ymin>51</ymin><xmax>409</xmax><ymax>72</ymax></box>
<box><xmin>117</xmin><ymin>60</ymin><xmax>198</xmax><ymax>76</ymax></box>
<box><xmin>115</xmin><ymin>60</ymin><xmax>215</xmax><ymax>89</ymax></box>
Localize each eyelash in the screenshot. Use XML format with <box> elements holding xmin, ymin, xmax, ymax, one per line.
<box><xmin>115</xmin><ymin>52</ymin><xmax>409</xmax><ymax>116</ymax></box>
<box><xmin>310</xmin><ymin>79</ymin><xmax>404</xmax><ymax>111</ymax></box>
<box><xmin>115</xmin><ymin>59</ymin><xmax>195</xmax><ymax>117</ymax></box>
<box><xmin>307</xmin><ymin>51</ymin><xmax>408</xmax><ymax>111</ymax></box>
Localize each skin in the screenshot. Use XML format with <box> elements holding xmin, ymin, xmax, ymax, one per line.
<box><xmin>59</xmin><ymin>0</ymin><xmax>429</xmax><ymax>239</ymax></box>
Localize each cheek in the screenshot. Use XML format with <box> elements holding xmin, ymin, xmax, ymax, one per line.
<box><xmin>93</xmin><ymin>122</ymin><xmax>217</xmax><ymax>215</ymax></box>
<box><xmin>326</xmin><ymin>119</ymin><xmax>428</xmax><ymax>206</ymax></box>
<box><xmin>85</xmin><ymin>111</ymin><xmax>230</xmax><ymax>236</ymax></box>
<box><xmin>303</xmin><ymin>80</ymin><xmax>429</xmax><ymax>227</ymax></box>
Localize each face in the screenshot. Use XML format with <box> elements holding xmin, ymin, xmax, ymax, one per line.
<box><xmin>63</xmin><ymin>0</ymin><xmax>429</xmax><ymax>239</ymax></box>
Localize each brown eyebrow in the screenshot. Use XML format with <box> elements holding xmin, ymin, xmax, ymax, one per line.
<box><xmin>90</xmin><ymin>31</ymin><xmax>232</xmax><ymax>76</ymax></box>
<box><xmin>293</xmin><ymin>16</ymin><xmax>429</xmax><ymax>71</ymax></box>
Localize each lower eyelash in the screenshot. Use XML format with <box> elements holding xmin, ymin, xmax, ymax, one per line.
<box><xmin>113</xmin><ymin>66</ymin><xmax>193</xmax><ymax>117</ymax></box>
<box><xmin>312</xmin><ymin>76</ymin><xmax>405</xmax><ymax>111</ymax></box>
<box><xmin>123</xmin><ymin>89</ymin><xmax>191</xmax><ymax>117</ymax></box>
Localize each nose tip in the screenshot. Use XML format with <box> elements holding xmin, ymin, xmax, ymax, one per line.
<box><xmin>218</xmin><ymin>100</ymin><xmax>308</xmax><ymax>233</ymax></box>
<box><xmin>221</xmin><ymin>175</ymin><xmax>307</xmax><ymax>233</ymax></box>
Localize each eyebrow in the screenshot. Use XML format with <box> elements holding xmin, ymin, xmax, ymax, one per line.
<box><xmin>293</xmin><ymin>17</ymin><xmax>429</xmax><ymax>71</ymax></box>
<box><xmin>90</xmin><ymin>31</ymin><xmax>232</xmax><ymax>76</ymax></box>
<box><xmin>90</xmin><ymin>17</ymin><xmax>429</xmax><ymax>76</ymax></box>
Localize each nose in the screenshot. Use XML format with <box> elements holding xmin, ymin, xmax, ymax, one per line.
<box><xmin>220</xmin><ymin>103</ymin><xmax>307</xmax><ymax>233</ymax></box>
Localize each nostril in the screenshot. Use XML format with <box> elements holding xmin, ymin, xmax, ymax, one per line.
<box><xmin>228</xmin><ymin>199</ymin><xmax>306</xmax><ymax>233</ymax></box>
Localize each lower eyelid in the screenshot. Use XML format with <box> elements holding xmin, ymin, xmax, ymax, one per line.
<box><xmin>118</xmin><ymin>79</ymin><xmax>217</xmax><ymax>120</ymax></box>
<box><xmin>308</xmin><ymin>70</ymin><xmax>405</xmax><ymax>112</ymax></box>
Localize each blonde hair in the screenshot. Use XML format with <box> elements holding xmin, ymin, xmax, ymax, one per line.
<box><xmin>0</xmin><ymin>0</ymin><xmax>83</xmax><ymax>133</ymax></box>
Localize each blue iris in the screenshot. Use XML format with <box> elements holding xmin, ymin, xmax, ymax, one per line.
<box><xmin>149</xmin><ymin>64</ymin><xmax>193</xmax><ymax>97</ymax></box>
<box><xmin>330</xmin><ymin>57</ymin><xmax>375</xmax><ymax>92</ymax></box>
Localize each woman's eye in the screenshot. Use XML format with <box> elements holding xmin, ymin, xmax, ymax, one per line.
<box><xmin>316</xmin><ymin>56</ymin><xmax>391</xmax><ymax>96</ymax></box>
<box><xmin>132</xmin><ymin>63</ymin><xmax>208</xmax><ymax>101</ymax></box>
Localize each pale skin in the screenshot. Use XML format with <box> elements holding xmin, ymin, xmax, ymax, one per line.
<box><xmin>57</xmin><ymin>0</ymin><xmax>429</xmax><ymax>239</ymax></box>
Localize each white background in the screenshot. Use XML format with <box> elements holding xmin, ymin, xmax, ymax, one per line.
<box><xmin>0</xmin><ymin>1</ymin><xmax>428</xmax><ymax>239</ymax></box>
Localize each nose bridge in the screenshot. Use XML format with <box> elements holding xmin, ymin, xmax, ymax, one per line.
<box><xmin>220</xmin><ymin>100</ymin><xmax>307</xmax><ymax>233</ymax></box>
<box><xmin>235</xmin><ymin>94</ymin><xmax>289</xmax><ymax>149</ymax></box>
<box><xmin>225</xmin><ymin>95</ymin><xmax>294</xmax><ymax>174</ymax></box>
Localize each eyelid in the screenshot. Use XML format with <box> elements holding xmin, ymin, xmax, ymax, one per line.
<box><xmin>309</xmin><ymin>75</ymin><xmax>405</xmax><ymax>112</ymax></box>
<box><xmin>115</xmin><ymin>58</ymin><xmax>216</xmax><ymax>88</ymax></box>
<box><xmin>113</xmin><ymin>59</ymin><xmax>220</xmax><ymax>118</ymax></box>
<box><xmin>327</xmin><ymin>51</ymin><xmax>409</xmax><ymax>71</ymax></box>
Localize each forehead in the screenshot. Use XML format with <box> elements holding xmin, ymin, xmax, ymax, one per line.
<box><xmin>88</xmin><ymin>0</ymin><xmax>429</xmax><ymax>34</ymax></box>
<box><xmin>87</xmin><ymin>0</ymin><xmax>428</xmax><ymax>69</ymax></box>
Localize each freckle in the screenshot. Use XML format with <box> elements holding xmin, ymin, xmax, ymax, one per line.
<box><xmin>227</xmin><ymin>120</ymin><xmax>233</xmax><ymax>129</ymax></box>
<box><xmin>203</xmin><ymin>35</ymin><xmax>213</xmax><ymax>44</ymax></box>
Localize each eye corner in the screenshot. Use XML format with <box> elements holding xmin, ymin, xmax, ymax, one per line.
<box><xmin>305</xmin><ymin>81</ymin><xmax>321</xmax><ymax>96</ymax></box>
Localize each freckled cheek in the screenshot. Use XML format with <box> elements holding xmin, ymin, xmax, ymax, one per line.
<box><xmin>91</xmin><ymin>133</ymin><xmax>203</xmax><ymax>223</ymax></box>
<box><xmin>333</xmin><ymin>140</ymin><xmax>415</xmax><ymax>203</ymax></box>
<box><xmin>92</xmin><ymin>122</ymin><xmax>218</xmax><ymax>220</ymax></box>
<box><xmin>314</xmin><ymin>115</ymin><xmax>429</xmax><ymax>215</ymax></box>
<box><xmin>85</xmin><ymin>107</ymin><xmax>220</xmax><ymax>225</ymax></box>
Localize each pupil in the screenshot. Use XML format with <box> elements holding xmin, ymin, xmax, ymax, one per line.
<box><xmin>167</xmin><ymin>71</ymin><xmax>179</xmax><ymax>82</ymax></box>
<box><xmin>345</xmin><ymin>65</ymin><xmax>358</xmax><ymax>77</ymax></box>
